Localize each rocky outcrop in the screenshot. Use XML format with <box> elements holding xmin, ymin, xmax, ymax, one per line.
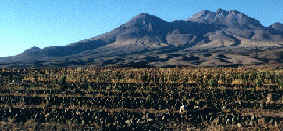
<box><xmin>270</xmin><ymin>22</ymin><xmax>283</xmax><ymax>32</ymax></box>
<box><xmin>186</xmin><ymin>8</ymin><xmax>263</xmax><ymax>29</ymax></box>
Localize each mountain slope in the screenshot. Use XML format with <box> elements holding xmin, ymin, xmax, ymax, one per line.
<box><xmin>1</xmin><ymin>9</ymin><xmax>283</xmax><ymax>68</ymax></box>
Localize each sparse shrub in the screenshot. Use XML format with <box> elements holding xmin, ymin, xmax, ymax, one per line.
<box><xmin>59</xmin><ymin>75</ymin><xmax>67</xmax><ymax>90</ymax></box>
<box><xmin>242</xmin><ymin>72</ymin><xmax>249</xmax><ymax>84</ymax></box>
<box><xmin>67</xmin><ymin>82</ymin><xmax>73</xmax><ymax>90</ymax></box>
<box><xmin>256</xmin><ymin>78</ymin><xmax>263</xmax><ymax>87</ymax></box>
<box><xmin>220</xmin><ymin>75</ymin><xmax>225</xmax><ymax>84</ymax></box>
<box><xmin>91</xmin><ymin>83</ymin><xmax>98</xmax><ymax>90</ymax></box>
<box><xmin>209</xmin><ymin>78</ymin><xmax>218</xmax><ymax>87</ymax></box>
<box><xmin>150</xmin><ymin>87</ymin><xmax>159</xmax><ymax>92</ymax></box>
<box><xmin>115</xmin><ymin>84</ymin><xmax>126</xmax><ymax>91</ymax></box>
<box><xmin>215</xmin><ymin>73</ymin><xmax>220</xmax><ymax>81</ymax></box>
<box><xmin>142</xmin><ymin>74</ymin><xmax>148</xmax><ymax>83</ymax></box>
<box><xmin>81</xmin><ymin>78</ymin><xmax>88</xmax><ymax>90</ymax></box>
<box><xmin>30</xmin><ymin>83</ymin><xmax>37</xmax><ymax>87</ymax></box>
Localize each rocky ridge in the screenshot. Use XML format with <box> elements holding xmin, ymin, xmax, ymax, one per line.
<box><xmin>1</xmin><ymin>9</ymin><xmax>283</xmax><ymax>68</ymax></box>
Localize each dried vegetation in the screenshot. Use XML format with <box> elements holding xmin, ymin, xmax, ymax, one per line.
<box><xmin>0</xmin><ymin>67</ymin><xmax>283</xmax><ymax>130</ymax></box>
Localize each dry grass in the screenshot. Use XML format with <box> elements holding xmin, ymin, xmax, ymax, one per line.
<box><xmin>0</xmin><ymin>67</ymin><xmax>283</xmax><ymax>130</ymax></box>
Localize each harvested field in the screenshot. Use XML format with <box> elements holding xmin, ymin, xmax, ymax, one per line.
<box><xmin>0</xmin><ymin>67</ymin><xmax>282</xmax><ymax>130</ymax></box>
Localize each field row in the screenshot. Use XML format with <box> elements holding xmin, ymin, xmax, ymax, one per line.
<box><xmin>1</xmin><ymin>83</ymin><xmax>283</xmax><ymax>103</ymax></box>
<box><xmin>1</xmin><ymin>96</ymin><xmax>283</xmax><ymax>110</ymax></box>
<box><xmin>0</xmin><ymin>106</ymin><xmax>281</xmax><ymax>130</ymax></box>
<box><xmin>2</xmin><ymin>67</ymin><xmax>283</xmax><ymax>87</ymax></box>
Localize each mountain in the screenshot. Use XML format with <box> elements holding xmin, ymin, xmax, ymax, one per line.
<box><xmin>1</xmin><ymin>9</ymin><xmax>283</xmax><ymax>68</ymax></box>
<box><xmin>187</xmin><ymin>8</ymin><xmax>263</xmax><ymax>29</ymax></box>
<box><xmin>270</xmin><ymin>22</ymin><xmax>283</xmax><ymax>32</ymax></box>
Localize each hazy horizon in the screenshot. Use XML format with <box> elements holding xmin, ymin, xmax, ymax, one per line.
<box><xmin>1</xmin><ymin>0</ymin><xmax>282</xmax><ymax>57</ymax></box>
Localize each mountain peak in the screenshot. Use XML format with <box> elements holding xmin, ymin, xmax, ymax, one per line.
<box><xmin>216</xmin><ymin>8</ymin><xmax>224</xmax><ymax>13</ymax></box>
<box><xmin>29</xmin><ymin>46</ymin><xmax>40</xmax><ymax>51</ymax></box>
<box><xmin>271</xmin><ymin>22</ymin><xmax>283</xmax><ymax>26</ymax></box>
<box><xmin>17</xmin><ymin>46</ymin><xmax>41</xmax><ymax>57</ymax></box>
<box><xmin>118</xmin><ymin>13</ymin><xmax>168</xmax><ymax>38</ymax></box>
<box><xmin>135</xmin><ymin>13</ymin><xmax>151</xmax><ymax>17</ymax></box>
<box><xmin>270</xmin><ymin>22</ymin><xmax>283</xmax><ymax>32</ymax></box>
<box><xmin>215</xmin><ymin>8</ymin><xmax>241</xmax><ymax>15</ymax></box>
<box><xmin>187</xmin><ymin>9</ymin><xmax>262</xmax><ymax>28</ymax></box>
<box><xmin>128</xmin><ymin>13</ymin><xmax>163</xmax><ymax>23</ymax></box>
<box><xmin>274</xmin><ymin>22</ymin><xmax>283</xmax><ymax>25</ymax></box>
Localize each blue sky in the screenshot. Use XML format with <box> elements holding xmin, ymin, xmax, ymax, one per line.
<box><xmin>0</xmin><ymin>0</ymin><xmax>282</xmax><ymax>57</ymax></box>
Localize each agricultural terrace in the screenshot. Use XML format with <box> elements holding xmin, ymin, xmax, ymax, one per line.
<box><xmin>0</xmin><ymin>67</ymin><xmax>282</xmax><ymax>130</ymax></box>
